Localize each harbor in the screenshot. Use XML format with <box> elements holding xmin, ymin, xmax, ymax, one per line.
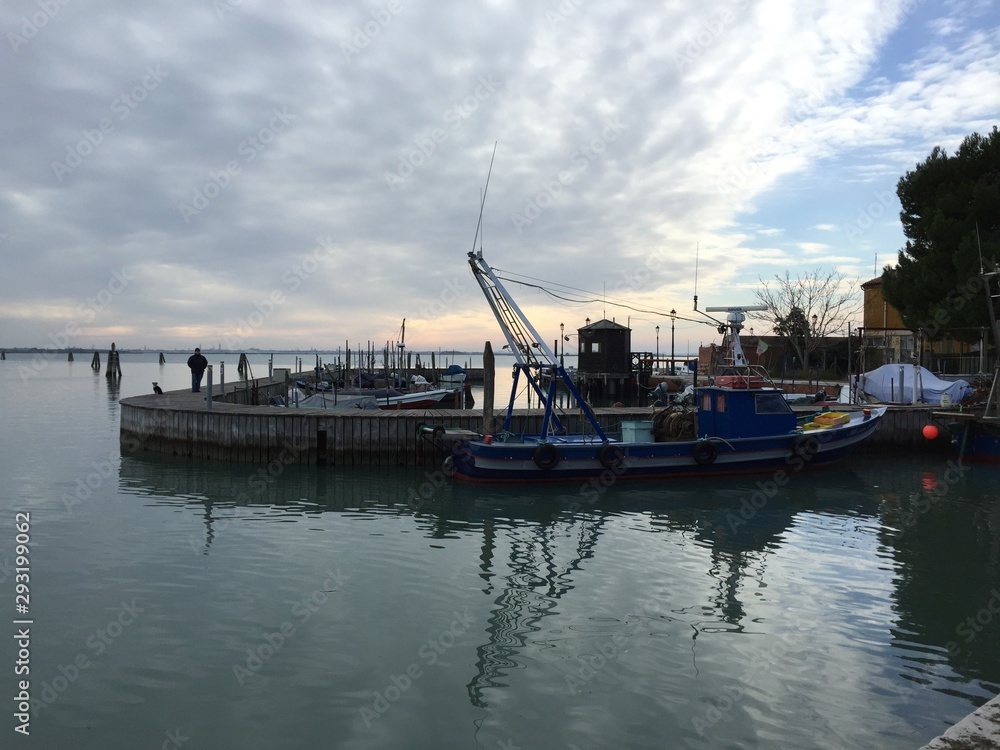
<box><xmin>4</xmin><ymin>351</ymin><xmax>1000</xmax><ymax>750</ymax></box>
<box><xmin>17</xmin><ymin>264</ymin><xmax>1000</xmax><ymax>746</ymax></box>
<box><xmin>119</xmin><ymin>364</ymin><xmax>959</xmax><ymax>467</ymax></box>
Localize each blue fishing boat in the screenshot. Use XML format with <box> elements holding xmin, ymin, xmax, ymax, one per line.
<box><xmin>449</xmin><ymin>250</ymin><xmax>886</xmax><ymax>483</ymax></box>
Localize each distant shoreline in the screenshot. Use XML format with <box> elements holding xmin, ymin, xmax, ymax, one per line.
<box><xmin>0</xmin><ymin>347</ymin><xmax>494</xmax><ymax>356</ymax></box>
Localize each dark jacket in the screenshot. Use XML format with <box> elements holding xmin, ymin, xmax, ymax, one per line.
<box><xmin>187</xmin><ymin>353</ymin><xmax>208</xmax><ymax>373</ymax></box>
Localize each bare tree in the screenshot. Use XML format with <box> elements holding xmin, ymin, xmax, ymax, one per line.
<box><xmin>753</xmin><ymin>269</ymin><xmax>861</xmax><ymax>368</ymax></box>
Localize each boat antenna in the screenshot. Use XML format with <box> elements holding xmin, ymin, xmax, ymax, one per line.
<box><xmin>470</xmin><ymin>142</ymin><xmax>498</xmax><ymax>255</ymax></box>
<box><xmin>693</xmin><ymin>242</ymin><xmax>699</xmax><ymax>311</ymax></box>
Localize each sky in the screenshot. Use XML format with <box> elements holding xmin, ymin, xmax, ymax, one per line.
<box><xmin>1</xmin><ymin>0</ymin><xmax>998</xmax><ymax>355</ymax></box>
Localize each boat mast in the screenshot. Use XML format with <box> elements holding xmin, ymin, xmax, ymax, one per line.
<box><xmin>464</xmin><ymin>147</ymin><xmax>606</xmax><ymax>440</ymax></box>
<box><xmin>704</xmin><ymin>306</ymin><xmax>766</xmax><ymax>367</ymax></box>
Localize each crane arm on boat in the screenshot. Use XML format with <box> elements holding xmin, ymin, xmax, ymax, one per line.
<box><xmin>467</xmin><ymin>250</ymin><xmax>609</xmax><ymax>443</ymax></box>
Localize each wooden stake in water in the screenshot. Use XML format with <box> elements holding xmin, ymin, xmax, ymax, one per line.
<box><xmin>105</xmin><ymin>343</ymin><xmax>121</xmax><ymax>379</ymax></box>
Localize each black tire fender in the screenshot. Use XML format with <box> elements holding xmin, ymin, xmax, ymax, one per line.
<box><xmin>791</xmin><ymin>433</ymin><xmax>821</xmax><ymax>458</ymax></box>
<box><xmin>598</xmin><ymin>443</ymin><xmax>625</xmax><ymax>470</ymax></box>
<box><xmin>533</xmin><ymin>443</ymin><xmax>560</xmax><ymax>470</ymax></box>
<box><xmin>692</xmin><ymin>440</ymin><xmax>718</xmax><ymax>465</ymax></box>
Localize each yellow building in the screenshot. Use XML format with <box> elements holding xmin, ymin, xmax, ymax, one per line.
<box><xmin>861</xmin><ymin>277</ymin><xmax>913</xmax><ymax>363</ymax></box>
<box><xmin>861</xmin><ymin>276</ymin><xmax>983</xmax><ymax>373</ymax></box>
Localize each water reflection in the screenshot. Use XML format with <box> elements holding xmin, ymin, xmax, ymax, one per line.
<box><xmin>466</xmin><ymin>512</ymin><xmax>607</xmax><ymax>708</ymax></box>
<box><xmin>861</xmin><ymin>458</ymin><xmax>1000</xmax><ymax>692</ymax></box>
<box><xmin>117</xmin><ymin>451</ymin><xmax>1000</xmax><ymax>737</ymax></box>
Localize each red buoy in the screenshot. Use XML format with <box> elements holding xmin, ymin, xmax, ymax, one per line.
<box><xmin>922</xmin><ymin>424</ymin><xmax>939</xmax><ymax>441</ymax></box>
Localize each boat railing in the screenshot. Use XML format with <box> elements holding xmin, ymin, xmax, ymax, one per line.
<box><xmin>712</xmin><ymin>362</ymin><xmax>776</xmax><ymax>388</ymax></box>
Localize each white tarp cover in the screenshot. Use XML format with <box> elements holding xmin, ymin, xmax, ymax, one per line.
<box><xmin>858</xmin><ymin>364</ymin><xmax>972</xmax><ymax>404</ymax></box>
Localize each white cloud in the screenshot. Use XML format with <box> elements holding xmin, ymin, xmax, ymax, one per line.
<box><xmin>798</xmin><ymin>242</ymin><xmax>831</xmax><ymax>254</ymax></box>
<box><xmin>0</xmin><ymin>0</ymin><xmax>996</xmax><ymax>349</ymax></box>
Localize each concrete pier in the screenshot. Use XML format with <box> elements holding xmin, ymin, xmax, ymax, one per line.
<box><xmin>120</xmin><ymin>377</ymin><xmax>649</xmax><ymax>467</ymax></box>
<box><xmin>918</xmin><ymin>692</ymin><xmax>1000</xmax><ymax>749</ymax></box>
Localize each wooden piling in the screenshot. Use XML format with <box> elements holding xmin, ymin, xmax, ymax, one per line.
<box><xmin>237</xmin><ymin>353</ymin><xmax>248</xmax><ymax>379</ymax></box>
<box><xmin>105</xmin><ymin>343</ymin><xmax>121</xmax><ymax>379</ymax></box>
<box><xmin>483</xmin><ymin>341</ymin><xmax>495</xmax><ymax>433</ymax></box>
<box><xmin>91</xmin><ymin>352</ymin><xmax>101</xmax><ymax>370</ymax></box>
<box><xmin>67</xmin><ymin>351</ymin><xmax>74</xmax><ymax>361</ymax></box>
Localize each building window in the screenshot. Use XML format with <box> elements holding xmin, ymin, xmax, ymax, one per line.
<box><xmin>701</xmin><ymin>393</ymin><xmax>712</xmax><ymax>412</ymax></box>
<box><xmin>717</xmin><ymin>393</ymin><xmax>727</xmax><ymax>412</ymax></box>
<box><xmin>591</xmin><ymin>342</ymin><xmax>600</xmax><ymax>354</ymax></box>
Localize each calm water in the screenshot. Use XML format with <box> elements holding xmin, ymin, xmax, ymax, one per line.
<box><xmin>2</xmin><ymin>352</ymin><xmax>1000</xmax><ymax>749</ymax></box>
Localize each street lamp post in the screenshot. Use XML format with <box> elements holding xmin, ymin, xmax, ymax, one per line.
<box><xmin>811</xmin><ymin>314</ymin><xmax>818</xmax><ymax>372</ymax></box>
<box><xmin>655</xmin><ymin>325</ymin><xmax>660</xmax><ymax>364</ymax></box>
<box><xmin>669</xmin><ymin>309</ymin><xmax>676</xmax><ymax>375</ymax></box>
<box><xmin>559</xmin><ymin>322</ymin><xmax>565</xmax><ymax>366</ymax></box>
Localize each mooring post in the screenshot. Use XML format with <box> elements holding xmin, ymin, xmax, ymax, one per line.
<box><xmin>68</xmin><ymin>351</ymin><xmax>74</xmax><ymax>361</ymax></box>
<box><xmin>159</xmin><ymin>352</ymin><xmax>166</xmax><ymax>365</ymax></box>
<box><xmin>483</xmin><ymin>341</ymin><xmax>495</xmax><ymax>433</ymax></box>
<box><xmin>847</xmin><ymin>322</ymin><xmax>852</xmax><ymax>400</ymax></box>
<box><xmin>105</xmin><ymin>342</ymin><xmax>121</xmax><ymax>379</ymax></box>
<box><xmin>91</xmin><ymin>352</ymin><xmax>100</xmax><ymax>370</ymax></box>
<box><xmin>206</xmin><ymin>365</ymin><xmax>213</xmax><ymax>410</ymax></box>
<box><xmin>220</xmin><ymin>361</ymin><xmax>225</xmax><ymax>395</ymax></box>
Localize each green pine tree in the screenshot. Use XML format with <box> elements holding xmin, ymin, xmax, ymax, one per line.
<box><xmin>882</xmin><ymin>127</ymin><xmax>1000</xmax><ymax>341</ymax></box>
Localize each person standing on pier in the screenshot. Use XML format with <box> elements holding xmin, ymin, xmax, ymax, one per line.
<box><xmin>187</xmin><ymin>347</ymin><xmax>208</xmax><ymax>392</ymax></box>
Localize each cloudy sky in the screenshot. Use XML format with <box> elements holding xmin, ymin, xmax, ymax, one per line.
<box><xmin>2</xmin><ymin>0</ymin><xmax>998</xmax><ymax>354</ymax></box>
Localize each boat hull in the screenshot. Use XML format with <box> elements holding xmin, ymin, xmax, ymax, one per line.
<box><xmin>451</xmin><ymin>409</ymin><xmax>885</xmax><ymax>482</ymax></box>
<box><xmin>377</xmin><ymin>389</ymin><xmax>460</xmax><ymax>410</ymax></box>
<box><xmin>954</xmin><ymin>420</ymin><xmax>1000</xmax><ymax>462</ymax></box>
<box><xmin>290</xmin><ymin>388</ymin><xmax>459</xmax><ymax>410</ymax></box>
